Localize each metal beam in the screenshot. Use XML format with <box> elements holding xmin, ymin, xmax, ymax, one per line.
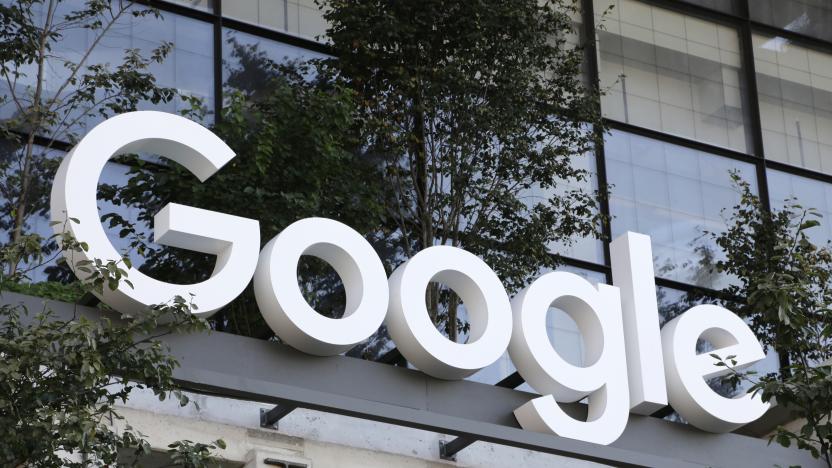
<box><xmin>496</xmin><ymin>371</ymin><xmax>524</xmax><ymax>388</ymax></box>
<box><xmin>3</xmin><ymin>293</ymin><xmax>821</xmax><ymax>468</ymax></box>
<box><xmin>439</xmin><ymin>370</ymin><xmax>526</xmax><ymax>459</ymax></box>
<box><xmin>439</xmin><ymin>436</ymin><xmax>476</xmax><ymax>461</ymax></box>
<box><xmin>260</xmin><ymin>403</ymin><xmax>298</xmax><ymax>429</ymax></box>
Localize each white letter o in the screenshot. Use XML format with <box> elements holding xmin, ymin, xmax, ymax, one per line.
<box><xmin>385</xmin><ymin>246</ymin><xmax>512</xmax><ymax>380</ymax></box>
<box><xmin>253</xmin><ymin>218</ymin><xmax>389</xmax><ymax>356</ymax></box>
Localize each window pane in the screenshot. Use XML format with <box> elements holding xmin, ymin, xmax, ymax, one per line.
<box><xmin>606</xmin><ymin>130</ymin><xmax>757</xmax><ymax>289</ymax></box>
<box><xmin>0</xmin><ymin>3</ymin><xmax>215</xmax><ymax>136</ymax></box>
<box><xmin>222</xmin><ymin>0</ymin><xmax>327</xmax><ymax>41</ymax></box>
<box><xmin>767</xmin><ymin>169</ymin><xmax>832</xmax><ymax>245</ymax></box>
<box><xmin>528</xmin><ymin>152</ymin><xmax>605</xmax><ymax>265</ymax></box>
<box><xmin>469</xmin><ymin>267</ymin><xmax>607</xmax><ymax>389</ymax></box>
<box><xmin>594</xmin><ymin>0</ymin><xmax>753</xmax><ymax>152</ymax></box>
<box><xmin>162</xmin><ymin>0</ymin><xmax>213</xmax><ymax>12</ymax></box>
<box><xmin>751</xmin><ymin>1</ymin><xmax>832</xmax><ymax>44</ymax></box>
<box><xmin>678</xmin><ymin>0</ymin><xmax>741</xmax><ymax>15</ymax></box>
<box><xmin>222</xmin><ymin>28</ymin><xmax>328</xmax><ymax>94</ymax></box>
<box><xmin>0</xmin><ymin>147</ymin><xmax>145</xmax><ymax>282</ymax></box>
<box><xmin>754</xmin><ymin>33</ymin><xmax>832</xmax><ymax>174</ymax></box>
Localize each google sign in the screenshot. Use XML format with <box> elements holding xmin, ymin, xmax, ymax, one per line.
<box><xmin>50</xmin><ymin>111</ymin><xmax>770</xmax><ymax>447</ymax></box>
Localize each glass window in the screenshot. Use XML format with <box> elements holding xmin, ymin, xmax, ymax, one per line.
<box><xmin>0</xmin><ymin>2</ymin><xmax>215</xmax><ymax>136</ymax></box>
<box><xmin>222</xmin><ymin>28</ymin><xmax>328</xmax><ymax>94</ymax></box>
<box><xmin>594</xmin><ymin>0</ymin><xmax>753</xmax><ymax>152</ymax></box>
<box><xmin>527</xmin><ymin>152</ymin><xmax>605</xmax><ymax>265</ymax></box>
<box><xmin>469</xmin><ymin>267</ymin><xmax>607</xmax><ymax>389</ymax></box>
<box><xmin>751</xmin><ymin>1</ymin><xmax>832</xmax><ymax>44</ymax></box>
<box><xmin>222</xmin><ymin>0</ymin><xmax>327</xmax><ymax>41</ymax></box>
<box><xmin>605</xmin><ymin>130</ymin><xmax>757</xmax><ymax>289</ymax></box>
<box><xmin>678</xmin><ymin>0</ymin><xmax>741</xmax><ymax>15</ymax></box>
<box><xmin>767</xmin><ymin>169</ymin><xmax>832</xmax><ymax>246</ymax></box>
<box><xmin>0</xmin><ymin>144</ymin><xmax>64</xmax><ymax>281</ymax></box>
<box><xmin>162</xmin><ymin>0</ymin><xmax>213</xmax><ymax>12</ymax></box>
<box><xmin>0</xmin><ymin>149</ymin><xmax>145</xmax><ymax>283</ymax></box>
<box><xmin>754</xmin><ymin>34</ymin><xmax>832</xmax><ymax>174</ymax></box>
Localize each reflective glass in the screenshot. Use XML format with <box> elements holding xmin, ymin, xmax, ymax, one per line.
<box><xmin>528</xmin><ymin>152</ymin><xmax>605</xmax><ymax>265</ymax></box>
<box><xmin>754</xmin><ymin>34</ymin><xmax>832</xmax><ymax>174</ymax></box>
<box><xmin>222</xmin><ymin>28</ymin><xmax>328</xmax><ymax>94</ymax></box>
<box><xmin>751</xmin><ymin>1</ymin><xmax>832</xmax><ymax>44</ymax></box>
<box><xmin>162</xmin><ymin>0</ymin><xmax>213</xmax><ymax>12</ymax></box>
<box><xmin>0</xmin><ymin>153</ymin><xmax>145</xmax><ymax>283</ymax></box>
<box><xmin>767</xmin><ymin>169</ymin><xmax>832</xmax><ymax>246</ymax></box>
<box><xmin>594</xmin><ymin>0</ymin><xmax>753</xmax><ymax>152</ymax></box>
<box><xmin>605</xmin><ymin>130</ymin><xmax>757</xmax><ymax>289</ymax></box>
<box><xmin>222</xmin><ymin>0</ymin><xmax>327</xmax><ymax>41</ymax></box>
<box><xmin>678</xmin><ymin>0</ymin><xmax>741</xmax><ymax>15</ymax></box>
<box><xmin>469</xmin><ymin>267</ymin><xmax>607</xmax><ymax>389</ymax></box>
<box><xmin>0</xmin><ymin>2</ymin><xmax>215</xmax><ymax>135</ymax></box>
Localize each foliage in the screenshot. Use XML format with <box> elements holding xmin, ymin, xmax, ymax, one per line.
<box><xmin>711</xmin><ymin>172</ymin><xmax>832</xmax><ymax>466</ymax></box>
<box><xmin>0</xmin><ymin>0</ymin><xmax>196</xmax><ymax>276</ymax></box>
<box><xmin>319</xmin><ymin>0</ymin><xmax>606</xmax><ymax>339</ymax></box>
<box><xmin>0</xmin><ymin>223</ymin><xmax>225</xmax><ymax>464</ymax></box>
<box><xmin>107</xmin><ymin>43</ymin><xmax>386</xmax><ymax>339</ymax></box>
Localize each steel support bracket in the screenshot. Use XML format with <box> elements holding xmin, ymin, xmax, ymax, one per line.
<box><xmin>439</xmin><ymin>437</ymin><xmax>477</xmax><ymax>461</ymax></box>
<box><xmin>260</xmin><ymin>403</ymin><xmax>298</xmax><ymax>430</ymax></box>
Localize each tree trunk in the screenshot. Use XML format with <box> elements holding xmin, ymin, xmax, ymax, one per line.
<box><xmin>10</xmin><ymin>1</ymin><xmax>55</xmax><ymax>274</ymax></box>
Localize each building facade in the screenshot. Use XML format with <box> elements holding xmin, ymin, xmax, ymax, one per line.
<box><xmin>5</xmin><ymin>0</ymin><xmax>832</xmax><ymax>466</ymax></box>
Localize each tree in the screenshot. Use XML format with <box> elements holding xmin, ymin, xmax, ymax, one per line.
<box><xmin>0</xmin><ymin>0</ymin><xmax>195</xmax><ymax>276</ymax></box>
<box><xmin>0</xmin><ymin>221</ymin><xmax>225</xmax><ymax>466</ymax></box>
<box><xmin>320</xmin><ymin>0</ymin><xmax>605</xmax><ymax>340</ymax></box>
<box><xmin>0</xmin><ymin>1</ymin><xmax>228</xmax><ymax>462</ymax></box>
<box><xmin>107</xmin><ymin>41</ymin><xmax>386</xmax><ymax>338</ymax></box>
<box><xmin>106</xmin><ymin>0</ymin><xmax>604</xmax><ymax>351</ymax></box>
<box><xmin>710</xmin><ymin>173</ymin><xmax>832</xmax><ymax>466</ymax></box>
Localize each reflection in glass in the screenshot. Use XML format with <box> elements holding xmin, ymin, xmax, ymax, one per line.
<box><xmin>750</xmin><ymin>0</ymin><xmax>832</xmax><ymax>44</ymax></box>
<box><xmin>526</xmin><ymin>152</ymin><xmax>605</xmax><ymax>264</ymax></box>
<box><xmin>0</xmin><ymin>2</ymin><xmax>215</xmax><ymax>134</ymax></box>
<box><xmin>223</xmin><ymin>0</ymin><xmax>327</xmax><ymax>41</ymax></box>
<box><xmin>678</xmin><ymin>0</ymin><xmax>741</xmax><ymax>15</ymax></box>
<box><xmin>469</xmin><ymin>267</ymin><xmax>607</xmax><ymax>390</ymax></box>
<box><xmin>606</xmin><ymin>130</ymin><xmax>757</xmax><ymax>289</ymax></box>
<box><xmin>594</xmin><ymin>0</ymin><xmax>752</xmax><ymax>152</ymax></box>
<box><xmin>754</xmin><ymin>34</ymin><xmax>832</xmax><ymax>174</ymax></box>
<box><xmin>0</xmin><ymin>148</ymin><xmax>145</xmax><ymax>283</ymax></box>
<box><xmin>162</xmin><ymin>0</ymin><xmax>213</xmax><ymax>12</ymax></box>
<box><xmin>222</xmin><ymin>28</ymin><xmax>328</xmax><ymax>95</ymax></box>
<box><xmin>767</xmin><ymin>169</ymin><xmax>832</xmax><ymax>246</ymax></box>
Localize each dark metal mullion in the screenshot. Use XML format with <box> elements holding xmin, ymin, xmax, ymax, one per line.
<box><xmin>13</xmin><ymin>132</ymin><xmax>73</xmax><ymax>153</ymax></box>
<box><xmin>738</xmin><ymin>0</ymin><xmax>765</xmax><ymax>159</ymax></box>
<box><xmin>220</xmin><ymin>16</ymin><xmax>332</xmax><ymax>56</ymax></box>
<box><xmin>605</xmin><ymin>119</ymin><xmax>761</xmax><ymax>165</ymax></box>
<box><xmin>556</xmin><ymin>254</ymin><xmax>610</xmax><ymax>276</ymax></box>
<box><xmin>736</xmin><ymin>1</ymin><xmax>777</xmax><ymax>295</ymax></box>
<box><xmin>749</xmin><ymin>20</ymin><xmax>832</xmax><ymax>56</ymax></box>
<box><xmin>213</xmin><ymin>0</ymin><xmax>223</xmax><ymax>122</ymax></box>
<box><xmin>635</xmin><ymin>0</ymin><xmax>744</xmax><ymax>25</ymax></box>
<box><xmin>141</xmin><ymin>0</ymin><xmax>216</xmax><ymax>23</ymax></box>
<box><xmin>581</xmin><ymin>0</ymin><xmax>614</xmax><ymax>285</ymax></box>
<box><xmin>763</xmin><ymin>158</ymin><xmax>832</xmax><ymax>185</ymax></box>
<box><xmin>606</xmin><ymin>120</ymin><xmax>832</xmax><ymax>191</ymax></box>
<box><xmin>740</xmin><ymin>0</ymin><xmax>793</xmax><ymax>373</ymax></box>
